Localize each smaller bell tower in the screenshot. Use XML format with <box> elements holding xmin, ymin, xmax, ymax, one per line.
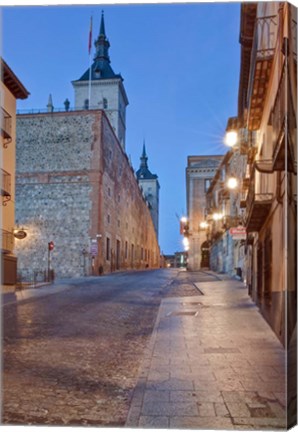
<box><xmin>72</xmin><ymin>12</ymin><xmax>128</xmax><ymax>150</ymax></box>
<box><xmin>136</xmin><ymin>142</ymin><xmax>160</xmax><ymax>239</ymax></box>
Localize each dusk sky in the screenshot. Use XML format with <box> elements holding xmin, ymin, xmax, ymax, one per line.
<box><xmin>2</xmin><ymin>1</ymin><xmax>241</xmax><ymax>254</ymax></box>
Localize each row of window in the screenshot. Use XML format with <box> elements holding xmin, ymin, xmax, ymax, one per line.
<box><xmin>106</xmin><ymin>237</ymin><xmax>153</xmax><ymax>263</ymax></box>
<box><xmin>83</xmin><ymin>98</ymin><xmax>108</xmax><ymax>110</ymax></box>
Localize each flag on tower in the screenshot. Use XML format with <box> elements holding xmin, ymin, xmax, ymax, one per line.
<box><xmin>88</xmin><ymin>16</ymin><xmax>93</xmax><ymax>54</ymax></box>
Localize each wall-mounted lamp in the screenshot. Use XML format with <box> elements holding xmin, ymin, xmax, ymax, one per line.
<box><xmin>226</xmin><ymin>177</ymin><xmax>238</xmax><ymax>190</ymax></box>
<box><xmin>14</xmin><ymin>228</ymin><xmax>27</xmax><ymax>239</ymax></box>
<box><xmin>212</xmin><ymin>213</ymin><xmax>224</xmax><ymax>221</ymax></box>
<box><xmin>224</xmin><ymin>130</ymin><xmax>238</xmax><ymax>147</ymax></box>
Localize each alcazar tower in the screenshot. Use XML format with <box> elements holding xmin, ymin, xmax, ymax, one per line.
<box><xmin>15</xmin><ymin>13</ymin><xmax>160</xmax><ymax>280</ymax></box>
<box><xmin>72</xmin><ymin>12</ymin><xmax>128</xmax><ymax>150</ymax></box>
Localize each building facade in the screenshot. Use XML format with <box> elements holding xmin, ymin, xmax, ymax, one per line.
<box><xmin>15</xmin><ymin>15</ymin><xmax>160</xmax><ymax>280</ymax></box>
<box><xmin>236</xmin><ymin>2</ymin><xmax>297</xmax><ymax>347</ymax></box>
<box><xmin>1</xmin><ymin>59</ymin><xmax>29</xmax><ymax>288</ymax></box>
<box><xmin>185</xmin><ymin>155</ymin><xmax>222</xmax><ymax>271</ymax></box>
<box><xmin>205</xmin><ymin>145</ymin><xmax>247</xmax><ymax>278</ymax></box>
<box><xmin>136</xmin><ymin>143</ymin><xmax>160</xmax><ymax>239</ymax></box>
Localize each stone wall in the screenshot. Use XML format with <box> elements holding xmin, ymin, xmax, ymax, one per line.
<box><xmin>98</xmin><ymin>113</ymin><xmax>160</xmax><ymax>274</ymax></box>
<box><xmin>15</xmin><ymin>110</ymin><xmax>160</xmax><ymax>279</ymax></box>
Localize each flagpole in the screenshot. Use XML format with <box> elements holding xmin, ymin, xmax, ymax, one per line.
<box><xmin>88</xmin><ymin>54</ymin><xmax>92</xmax><ymax>108</ymax></box>
<box><xmin>88</xmin><ymin>16</ymin><xmax>93</xmax><ymax>109</ymax></box>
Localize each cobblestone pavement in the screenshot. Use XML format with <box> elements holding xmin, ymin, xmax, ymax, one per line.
<box><xmin>126</xmin><ymin>276</ymin><xmax>287</xmax><ymax>430</ymax></box>
<box><xmin>2</xmin><ymin>268</ymin><xmax>203</xmax><ymax>426</ymax></box>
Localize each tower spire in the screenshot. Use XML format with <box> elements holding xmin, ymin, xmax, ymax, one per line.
<box><xmin>99</xmin><ymin>10</ymin><xmax>106</xmax><ymax>36</ymax></box>
<box><xmin>140</xmin><ymin>140</ymin><xmax>148</xmax><ymax>168</ymax></box>
<box><xmin>94</xmin><ymin>10</ymin><xmax>110</xmax><ymax>64</ymax></box>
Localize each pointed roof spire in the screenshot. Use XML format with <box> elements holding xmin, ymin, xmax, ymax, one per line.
<box><xmin>136</xmin><ymin>141</ymin><xmax>158</xmax><ymax>180</ymax></box>
<box><xmin>77</xmin><ymin>11</ymin><xmax>122</xmax><ymax>82</ymax></box>
<box><xmin>99</xmin><ymin>10</ymin><xmax>106</xmax><ymax>36</ymax></box>
<box><xmin>140</xmin><ymin>140</ymin><xmax>148</xmax><ymax>168</ymax></box>
<box><xmin>47</xmin><ymin>94</ymin><xmax>54</xmax><ymax>112</ymax></box>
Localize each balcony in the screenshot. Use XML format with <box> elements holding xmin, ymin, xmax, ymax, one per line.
<box><xmin>1</xmin><ymin>169</ymin><xmax>11</xmax><ymax>205</ymax></box>
<box><xmin>244</xmin><ymin>172</ymin><xmax>273</xmax><ymax>232</ymax></box>
<box><xmin>247</xmin><ymin>15</ymin><xmax>278</xmax><ymax>130</ymax></box>
<box><xmin>1</xmin><ymin>229</ymin><xmax>14</xmax><ymax>254</ymax></box>
<box><xmin>222</xmin><ymin>215</ymin><xmax>242</xmax><ymax>230</ymax></box>
<box><xmin>1</xmin><ymin>108</ymin><xmax>12</xmax><ymax>148</ymax></box>
<box><xmin>272</xmin><ymin>63</ymin><xmax>297</xmax><ymax>174</ymax></box>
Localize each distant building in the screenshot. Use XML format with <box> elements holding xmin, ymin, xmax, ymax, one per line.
<box><xmin>206</xmin><ymin>145</ymin><xmax>247</xmax><ymax>277</ymax></box>
<box><xmin>1</xmin><ymin>59</ymin><xmax>29</xmax><ymax>289</ymax></box>
<box><xmin>185</xmin><ymin>155</ymin><xmax>222</xmax><ymax>271</ymax></box>
<box><xmin>15</xmin><ymin>14</ymin><xmax>160</xmax><ymax>280</ymax></box>
<box><xmin>164</xmin><ymin>252</ymin><xmax>187</xmax><ymax>268</ymax></box>
<box><xmin>136</xmin><ymin>143</ymin><xmax>160</xmax><ymax>239</ymax></box>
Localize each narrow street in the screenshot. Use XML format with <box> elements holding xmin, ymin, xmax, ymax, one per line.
<box><xmin>2</xmin><ymin>268</ymin><xmax>206</xmax><ymax>426</ymax></box>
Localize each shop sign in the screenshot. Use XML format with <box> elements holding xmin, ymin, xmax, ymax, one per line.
<box><xmin>229</xmin><ymin>226</ymin><xmax>247</xmax><ymax>240</ymax></box>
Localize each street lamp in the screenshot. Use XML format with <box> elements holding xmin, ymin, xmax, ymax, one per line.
<box><xmin>182</xmin><ymin>236</ymin><xmax>189</xmax><ymax>251</ymax></box>
<box><xmin>212</xmin><ymin>212</ymin><xmax>224</xmax><ymax>221</ymax></box>
<box><xmin>199</xmin><ymin>221</ymin><xmax>209</xmax><ymax>229</ymax></box>
<box><xmin>226</xmin><ymin>177</ymin><xmax>238</xmax><ymax>190</ymax></box>
<box><xmin>224</xmin><ymin>130</ymin><xmax>238</xmax><ymax>147</ymax></box>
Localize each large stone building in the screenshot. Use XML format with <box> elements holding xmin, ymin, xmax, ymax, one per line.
<box><xmin>1</xmin><ymin>59</ymin><xmax>29</xmax><ymax>289</ymax></box>
<box><xmin>185</xmin><ymin>155</ymin><xmax>222</xmax><ymax>271</ymax></box>
<box><xmin>136</xmin><ymin>143</ymin><xmax>160</xmax><ymax>239</ymax></box>
<box><xmin>15</xmin><ymin>14</ymin><xmax>160</xmax><ymax>280</ymax></box>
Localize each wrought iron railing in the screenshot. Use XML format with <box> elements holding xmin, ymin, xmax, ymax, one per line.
<box><xmin>291</xmin><ymin>18</ymin><xmax>297</xmax><ymax>62</ymax></box>
<box><xmin>247</xmin><ymin>187</ymin><xmax>273</xmax><ymax>217</ymax></box>
<box><xmin>17</xmin><ymin>105</ymin><xmax>118</xmax><ymax>115</ymax></box>
<box><xmin>1</xmin><ymin>229</ymin><xmax>14</xmax><ymax>253</ymax></box>
<box><xmin>1</xmin><ymin>169</ymin><xmax>11</xmax><ymax>201</ymax></box>
<box><xmin>271</xmin><ymin>61</ymin><xmax>297</xmax><ymax>173</ymax></box>
<box><xmin>1</xmin><ymin>108</ymin><xmax>12</xmax><ymax>146</ymax></box>
<box><xmin>272</xmin><ymin>63</ymin><xmax>286</xmax><ymax>156</ymax></box>
<box><xmin>222</xmin><ymin>215</ymin><xmax>242</xmax><ymax>230</ymax></box>
<box><xmin>247</xmin><ymin>15</ymin><xmax>278</xmax><ymax>111</ymax></box>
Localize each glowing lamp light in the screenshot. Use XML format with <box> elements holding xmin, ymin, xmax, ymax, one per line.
<box><xmin>183</xmin><ymin>237</ymin><xmax>189</xmax><ymax>251</ymax></box>
<box><xmin>183</xmin><ymin>237</ymin><xmax>189</xmax><ymax>247</ymax></box>
<box><xmin>200</xmin><ymin>221</ymin><xmax>209</xmax><ymax>229</ymax></box>
<box><xmin>212</xmin><ymin>213</ymin><xmax>223</xmax><ymax>221</ymax></box>
<box><xmin>227</xmin><ymin>177</ymin><xmax>238</xmax><ymax>189</ymax></box>
<box><xmin>180</xmin><ymin>216</ymin><xmax>188</xmax><ymax>223</ymax></box>
<box><xmin>224</xmin><ymin>131</ymin><xmax>238</xmax><ymax>147</ymax></box>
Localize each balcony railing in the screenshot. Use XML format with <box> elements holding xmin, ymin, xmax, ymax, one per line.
<box><xmin>247</xmin><ymin>15</ymin><xmax>278</xmax><ymax>130</ymax></box>
<box><xmin>222</xmin><ymin>215</ymin><xmax>242</xmax><ymax>230</ymax></box>
<box><xmin>1</xmin><ymin>108</ymin><xmax>12</xmax><ymax>147</ymax></box>
<box><xmin>1</xmin><ymin>229</ymin><xmax>14</xmax><ymax>253</ymax></box>
<box><xmin>272</xmin><ymin>63</ymin><xmax>297</xmax><ymax>173</ymax></box>
<box><xmin>245</xmin><ymin>169</ymin><xmax>273</xmax><ymax>232</ymax></box>
<box><xmin>291</xmin><ymin>18</ymin><xmax>297</xmax><ymax>63</ymax></box>
<box><xmin>1</xmin><ymin>169</ymin><xmax>11</xmax><ymax>205</ymax></box>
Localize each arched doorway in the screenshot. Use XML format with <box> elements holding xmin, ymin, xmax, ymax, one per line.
<box><xmin>201</xmin><ymin>240</ymin><xmax>210</xmax><ymax>268</ymax></box>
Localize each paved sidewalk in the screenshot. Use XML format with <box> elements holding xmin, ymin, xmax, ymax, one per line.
<box><xmin>126</xmin><ymin>278</ymin><xmax>286</xmax><ymax>430</ymax></box>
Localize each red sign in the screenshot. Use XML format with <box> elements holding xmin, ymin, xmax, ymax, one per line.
<box><xmin>48</xmin><ymin>241</ymin><xmax>54</xmax><ymax>251</ymax></box>
<box><xmin>229</xmin><ymin>226</ymin><xmax>246</xmax><ymax>240</ymax></box>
